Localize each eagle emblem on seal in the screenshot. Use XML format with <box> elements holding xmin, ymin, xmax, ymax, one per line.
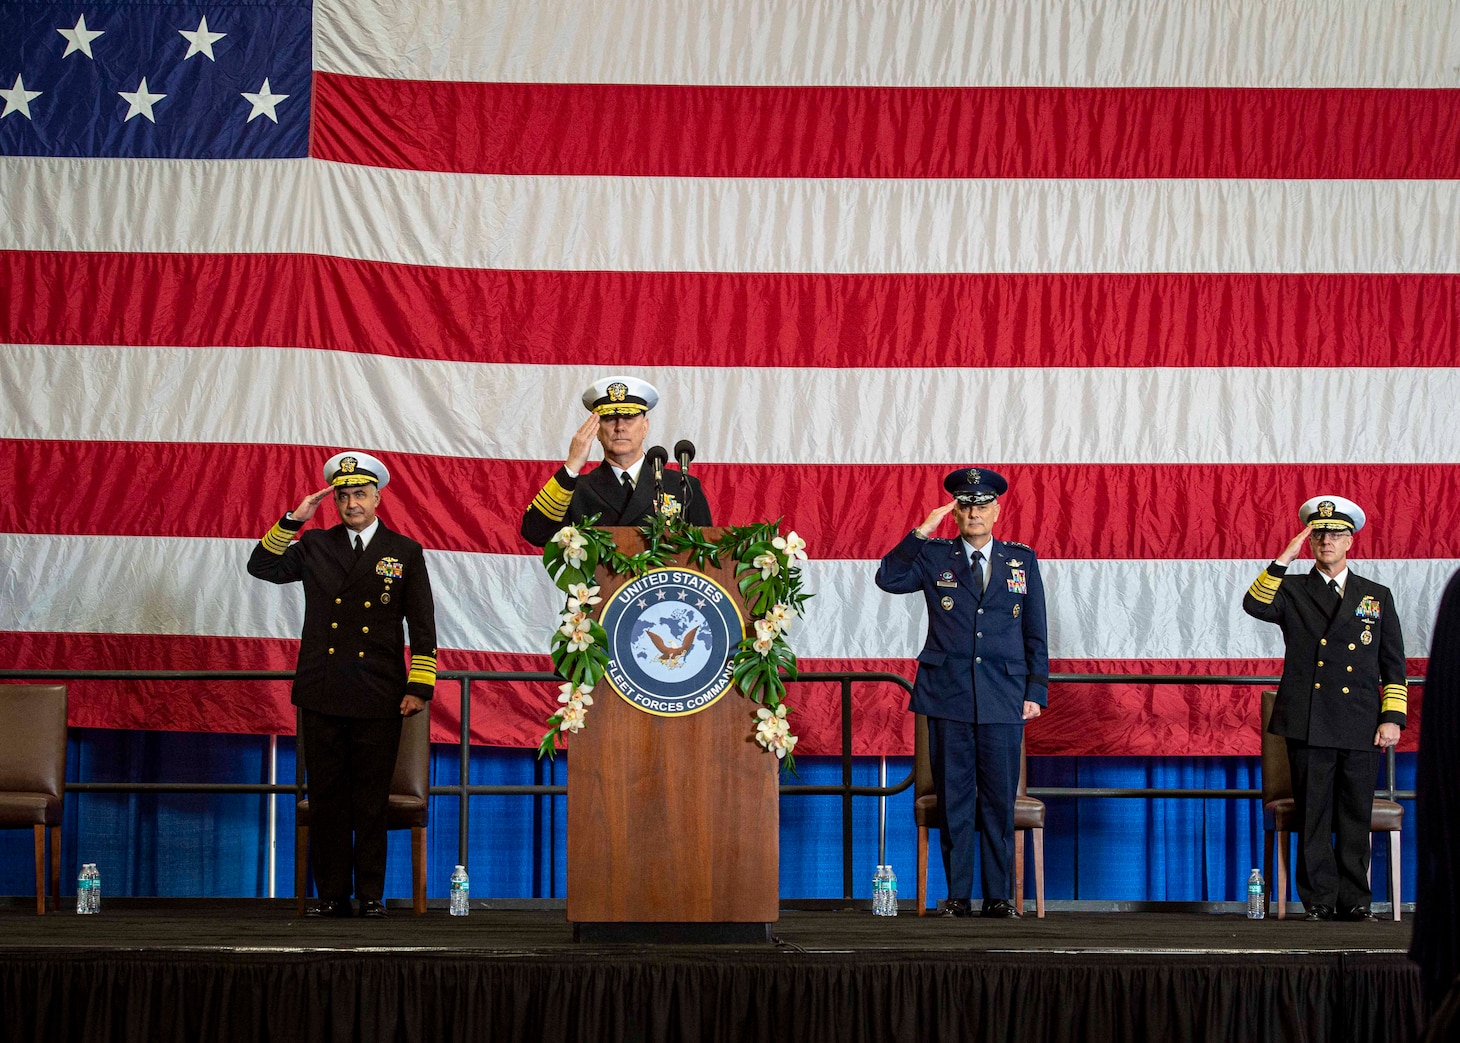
<box><xmin>647</xmin><ymin>626</ymin><xmax>700</xmax><ymax>668</ymax></box>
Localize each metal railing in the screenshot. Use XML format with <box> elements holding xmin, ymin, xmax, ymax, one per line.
<box><xmin>0</xmin><ymin>668</ymin><xmax>1421</xmax><ymax>901</ymax></box>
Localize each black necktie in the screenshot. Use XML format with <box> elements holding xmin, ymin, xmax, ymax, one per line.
<box><xmin>1328</xmin><ymin>578</ymin><xmax>1341</xmax><ymax>602</ymax></box>
<box><xmin>970</xmin><ymin>549</ymin><xmax>984</xmax><ymax>590</ymax></box>
<box><xmin>620</xmin><ymin>472</ymin><xmax>634</xmax><ymax>509</ymax></box>
<box><xmin>353</xmin><ymin>534</ymin><xmax>363</xmax><ymax>559</ymax></box>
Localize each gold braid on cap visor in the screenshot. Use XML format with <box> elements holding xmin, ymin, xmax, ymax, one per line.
<box><xmin>331</xmin><ymin>474</ymin><xmax>379</xmax><ymax>487</ymax></box>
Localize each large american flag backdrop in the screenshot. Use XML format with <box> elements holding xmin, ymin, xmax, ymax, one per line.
<box><xmin>2</xmin><ymin>0</ymin><xmax>1457</xmax><ymax>759</ymax></box>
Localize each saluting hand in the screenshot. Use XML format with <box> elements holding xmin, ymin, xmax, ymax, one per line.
<box><xmin>1275</xmin><ymin>524</ymin><xmax>1315</xmax><ymax>565</ymax></box>
<box><xmin>916</xmin><ymin>501</ymin><xmax>957</xmax><ymax>538</ymax></box>
<box><xmin>291</xmin><ymin>487</ymin><xmax>334</xmax><ymax>522</ymax></box>
<box><xmin>565</xmin><ymin>412</ymin><xmax>601</xmax><ymax>473</ymax></box>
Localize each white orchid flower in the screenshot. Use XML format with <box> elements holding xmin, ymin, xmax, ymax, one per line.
<box><xmin>559</xmin><ymin>702</ymin><xmax>588</xmax><ymax>733</ymax></box>
<box><xmin>765</xmin><ymin>604</ymin><xmax>796</xmax><ymax>633</ymax></box>
<box><xmin>567</xmin><ymin>582</ymin><xmax>602</xmax><ymax>608</ymax></box>
<box><xmin>772</xmin><ymin>531</ymin><xmax>808</xmax><ymax>562</ymax></box>
<box><xmin>563</xmin><ymin>620</ymin><xmax>595</xmax><ymax>652</ymax></box>
<box><xmin>753</xmin><ymin>551</ymin><xmax>781</xmax><ymax>579</ymax></box>
<box><xmin>552</xmin><ymin>526</ymin><xmax>585</xmax><ymax>549</ymax></box>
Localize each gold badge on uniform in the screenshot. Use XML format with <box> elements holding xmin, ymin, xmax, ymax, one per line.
<box><xmin>1361</xmin><ymin>629</ymin><xmax>1372</xmax><ymax>645</ymax></box>
<box><xmin>940</xmin><ymin>596</ymin><xmax>954</xmax><ymax>611</ymax></box>
<box><xmin>341</xmin><ymin>456</ymin><xmax>357</xmax><ymax>474</ymax></box>
<box><xmin>1318</xmin><ymin>500</ymin><xmax>1335</xmax><ymax>518</ymax></box>
<box><xmin>381</xmin><ymin>592</ymin><xmax>391</xmax><ymax>604</ymax></box>
<box><xmin>1012</xmin><ymin>604</ymin><xmax>1021</xmax><ymax>618</ymax></box>
<box><xmin>608</xmin><ymin>382</ymin><xmax>628</xmax><ymax>402</ymax></box>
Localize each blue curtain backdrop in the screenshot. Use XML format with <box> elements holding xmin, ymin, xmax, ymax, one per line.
<box><xmin>0</xmin><ymin>729</ymin><xmax>1416</xmax><ymax>907</ymax></box>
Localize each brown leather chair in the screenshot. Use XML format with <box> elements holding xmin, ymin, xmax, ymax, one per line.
<box><xmin>914</xmin><ymin>714</ymin><xmax>1045</xmax><ymax>917</ymax></box>
<box><xmin>1260</xmin><ymin>690</ymin><xmax>1402</xmax><ymax>920</ymax></box>
<box><xmin>296</xmin><ymin>706</ymin><xmax>431</xmax><ymax>915</ymax></box>
<box><xmin>0</xmin><ymin>684</ymin><xmax>67</xmax><ymax>914</ymax></box>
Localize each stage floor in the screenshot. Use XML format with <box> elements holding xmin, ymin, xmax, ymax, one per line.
<box><xmin>0</xmin><ymin>902</ymin><xmax>1415</xmax><ymax>954</ymax></box>
<box><xmin>0</xmin><ymin>904</ymin><xmax>1425</xmax><ymax>1042</ymax></box>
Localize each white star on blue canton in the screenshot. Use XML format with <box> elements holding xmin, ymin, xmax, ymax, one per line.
<box><xmin>241</xmin><ymin>78</ymin><xmax>289</xmax><ymax>123</ymax></box>
<box><xmin>58</xmin><ymin>14</ymin><xmax>104</xmax><ymax>59</ymax></box>
<box><xmin>0</xmin><ymin>74</ymin><xmax>42</xmax><ymax>120</ymax></box>
<box><xmin>179</xmin><ymin>16</ymin><xmax>227</xmax><ymax>61</ymax></box>
<box><xmin>119</xmin><ymin>78</ymin><xmax>166</xmax><ymax>123</ymax></box>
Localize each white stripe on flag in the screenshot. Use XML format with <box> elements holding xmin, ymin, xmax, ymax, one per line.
<box><xmin>0</xmin><ymin>534</ymin><xmax>1451</xmax><ymax>660</ymax></box>
<box><xmin>314</xmin><ymin>0</ymin><xmax>1460</xmax><ymax>88</ymax></box>
<box><xmin>7</xmin><ymin>158</ymin><xmax>1460</xmax><ymax>274</ymax></box>
<box><xmin>5</xmin><ymin>345</ymin><xmax>1460</xmax><ymax>466</ymax></box>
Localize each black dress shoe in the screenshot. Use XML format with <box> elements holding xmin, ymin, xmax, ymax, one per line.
<box><xmin>940</xmin><ymin>898</ymin><xmax>974</xmax><ymax>918</ymax></box>
<box><xmin>306</xmin><ymin>899</ymin><xmax>352</xmax><ymax>918</ymax></box>
<box><xmin>1337</xmin><ymin>905</ymin><xmax>1377</xmax><ymax>922</ymax></box>
<box><xmin>1303</xmin><ymin>904</ymin><xmax>1336</xmax><ymax>921</ymax></box>
<box><xmin>981</xmin><ymin>899</ymin><xmax>1020</xmax><ymax>919</ymax></box>
<box><xmin>359</xmin><ymin>899</ymin><xmax>387</xmax><ymax>919</ymax></box>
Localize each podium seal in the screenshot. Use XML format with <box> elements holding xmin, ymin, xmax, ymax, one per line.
<box><xmin>600</xmin><ymin>567</ymin><xmax>746</xmax><ymax>717</ymax></box>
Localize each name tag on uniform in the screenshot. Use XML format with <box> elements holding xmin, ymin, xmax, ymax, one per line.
<box><xmin>1007</xmin><ymin>568</ymin><xmax>1027</xmax><ymax>594</ymax></box>
<box><xmin>936</xmin><ymin>569</ymin><xmax>958</xmax><ymax>588</ymax></box>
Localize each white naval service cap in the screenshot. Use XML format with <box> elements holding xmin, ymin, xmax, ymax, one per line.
<box><xmin>322</xmin><ymin>450</ymin><xmax>390</xmax><ymax>490</ymax></box>
<box><xmin>1299</xmin><ymin>495</ymin><xmax>1364</xmax><ymax>533</ymax></box>
<box><xmin>582</xmin><ymin>375</ymin><xmax>659</xmax><ymax>416</ymax></box>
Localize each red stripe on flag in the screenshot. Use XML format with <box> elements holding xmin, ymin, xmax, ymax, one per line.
<box><xmin>311</xmin><ymin>77</ymin><xmax>1460</xmax><ymax>179</ymax></box>
<box><xmin>0</xmin><ymin>633</ymin><xmax>1423</xmax><ymax>755</ymax></box>
<box><xmin>5</xmin><ymin>439</ymin><xmax>1459</xmax><ymax>561</ymax></box>
<box><xmin>6</xmin><ymin>251</ymin><xmax>1460</xmax><ymax>369</ymax></box>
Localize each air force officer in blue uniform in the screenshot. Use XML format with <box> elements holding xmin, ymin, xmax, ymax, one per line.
<box><xmin>876</xmin><ymin>468</ymin><xmax>1049</xmax><ymax>917</ymax></box>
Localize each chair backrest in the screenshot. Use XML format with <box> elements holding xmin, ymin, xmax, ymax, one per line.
<box><xmin>1260</xmin><ymin>689</ymin><xmax>1292</xmax><ymax>805</ymax></box>
<box><xmin>914</xmin><ymin>712</ymin><xmax>1029</xmax><ymax>798</ymax></box>
<box><xmin>390</xmin><ymin>705</ymin><xmax>430</xmax><ymax>801</ymax></box>
<box><xmin>0</xmin><ymin>684</ymin><xmax>67</xmax><ymax>799</ymax></box>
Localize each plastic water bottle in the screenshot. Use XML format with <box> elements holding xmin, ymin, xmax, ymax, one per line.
<box><xmin>76</xmin><ymin>863</ymin><xmax>99</xmax><ymax>915</ymax></box>
<box><xmin>884</xmin><ymin>863</ymin><xmax>898</xmax><ymax>917</ymax></box>
<box><xmin>1247</xmin><ymin>868</ymin><xmax>1265</xmax><ymax>919</ymax></box>
<box><xmin>872</xmin><ymin>865</ymin><xmax>889</xmax><ymax>915</ymax></box>
<box><xmin>449</xmin><ymin>864</ymin><xmax>469</xmax><ymax>916</ymax></box>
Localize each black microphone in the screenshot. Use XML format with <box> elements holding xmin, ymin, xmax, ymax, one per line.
<box><xmin>673</xmin><ymin>440</ymin><xmax>696</xmax><ymax>513</ymax></box>
<box><xmin>646</xmin><ymin>445</ymin><xmax>668</xmax><ymax>510</ymax></box>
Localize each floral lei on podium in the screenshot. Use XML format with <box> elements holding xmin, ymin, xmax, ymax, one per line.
<box><xmin>536</xmin><ymin>508</ymin><xmax>810</xmax><ymax>773</ymax></box>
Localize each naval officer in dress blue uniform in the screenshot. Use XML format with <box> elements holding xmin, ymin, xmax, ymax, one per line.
<box><xmin>876</xmin><ymin>468</ymin><xmax>1049</xmax><ymax>917</ymax></box>
<box><xmin>1242</xmin><ymin>495</ymin><xmax>1407</xmax><ymax>922</ymax></box>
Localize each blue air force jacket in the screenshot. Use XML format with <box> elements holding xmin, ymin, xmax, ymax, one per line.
<box><xmin>876</xmin><ymin>532</ymin><xmax>1049</xmax><ymax>724</ymax></box>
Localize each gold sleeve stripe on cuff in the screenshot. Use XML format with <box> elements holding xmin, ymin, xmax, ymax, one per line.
<box><xmin>260</xmin><ymin>522</ymin><xmax>295</xmax><ymax>555</ymax></box>
<box><xmin>1382</xmin><ymin>684</ymin><xmax>1408</xmax><ymax>714</ymax></box>
<box><xmin>1246</xmin><ymin>576</ymin><xmax>1280</xmax><ymax>604</ymax></box>
<box><xmin>529</xmin><ymin>477</ymin><xmax>573</xmax><ymax>519</ymax></box>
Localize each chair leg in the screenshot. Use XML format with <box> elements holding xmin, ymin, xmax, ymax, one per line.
<box><xmin>33</xmin><ymin>825</ymin><xmax>45</xmax><ymax>916</ymax></box>
<box><xmin>1263</xmin><ymin>828</ymin><xmax>1273</xmax><ymax>919</ymax></box>
<box><xmin>295</xmin><ymin>824</ymin><xmax>308</xmax><ymax>918</ymax></box>
<box><xmin>1014</xmin><ymin>829</ymin><xmax>1025</xmax><ymax>916</ymax></box>
<box><xmin>411</xmin><ymin>826</ymin><xmax>427</xmax><ymax>916</ymax></box>
<box><xmin>1032</xmin><ymin>827</ymin><xmax>1045</xmax><ymax>918</ymax></box>
<box><xmin>49</xmin><ymin>826</ymin><xmax>61</xmax><ymax>912</ymax></box>
<box><xmin>1389</xmin><ymin>831</ymin><xmax>1402</xmax><ymax>922</ymax></box>
<box><xmin>1275</xmin><ymin>831</ymin><xmax>1289</xmax><ymax>920</ymax></box>
<box><xmin>916</xmin><ymin>825</ymin><xmax>928</xmax><ymax>917</ymax></box>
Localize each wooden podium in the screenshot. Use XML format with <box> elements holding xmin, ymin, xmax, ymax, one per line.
<box><xmin>566</xmin><ymin>528</ymin><xmax>780</xmax><ymax>943</ymax></box>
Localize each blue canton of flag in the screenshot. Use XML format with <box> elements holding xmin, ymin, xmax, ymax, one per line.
<box><xmin>0</xmin><ymin>1</ymin><xmax>311</xmax><ymax>158</ymax></box>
